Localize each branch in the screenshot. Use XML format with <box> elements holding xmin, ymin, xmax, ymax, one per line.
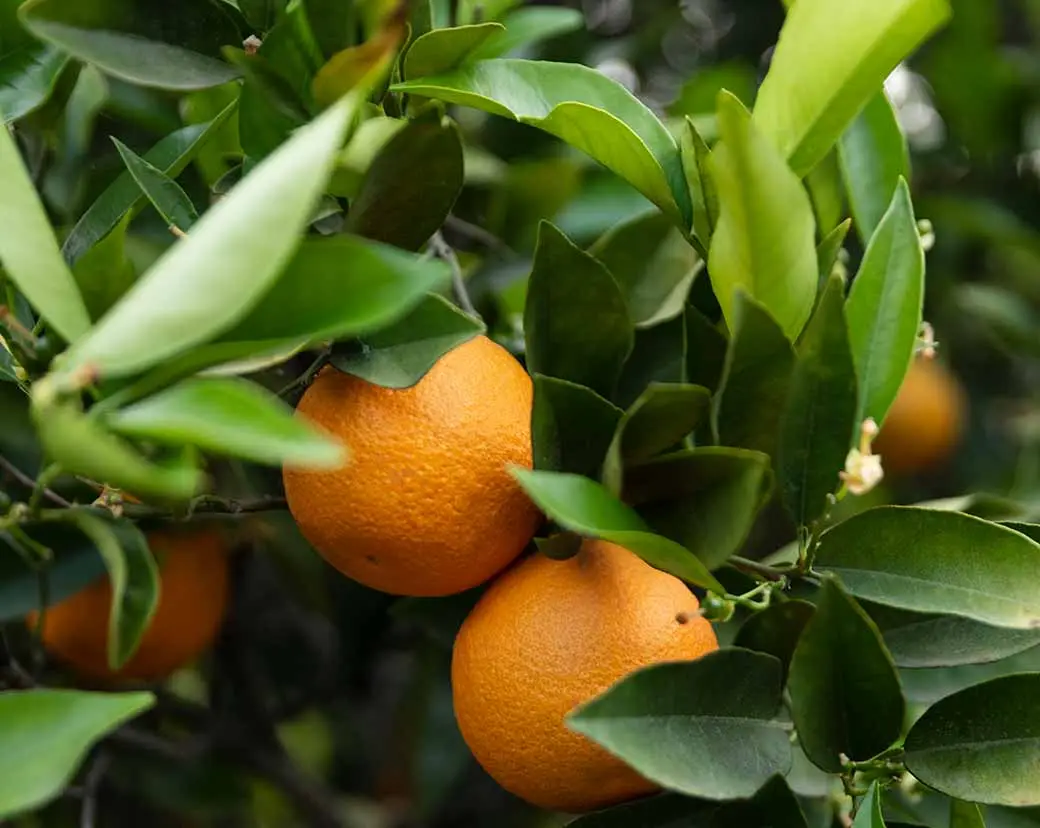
<box><xmin>233</xmin><ymin>747</ymin><xmax>347</xmax><ymax>828</ymax></box>
<box><xmin>430</xmin><ymin>231</ymin><xmax>479</xmax><ymax>318</ymax></box>
<box><xmin>0</xmin><ymin>455</ymin><xmax>71</xmax><ymax>508</ymax></box>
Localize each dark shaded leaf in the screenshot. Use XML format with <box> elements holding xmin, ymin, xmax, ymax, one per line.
<box><xmin>733</xmin><ymin>600</ymin><xmax>815</xmax><ymax>685</ymax></box>
<box><xmin>72</xmin><ymin>212</ymin><xmax>135</xmax><ymax>321</ymax></box>
<box><xmin>566</xmin><ymin>793</ymin><xmax>716</xmax><ymax>828</ymax></box>
<box><xmin>949</xmin><ymin>800</ymin><xmax>986</xmax><ymax>828</ymax></box>
<box><xmin>113</xmin><ymin>138</ymin><xmax>199</xmax><ymax>231</ymax></box>
<box><xmin>684</xmin><ymin>305</ymin><xmax>727</xmax><ymax>392</ymax></box>
<box><xmin>531</xmin><ymin>375</ymin><xmax>623</xmax><ymax>478</ymax></box>
<box><xmin>680</xmin><ymin>117</ymin><xmax>718</xmax><ymax>248</ymax></box>
<box><xmin>709</xmin><ymin>776</ymin><xmax>809</xmax><ymax>828</ymax></box>
<box><xmin>0</xmin><ymin>0</ymin><xmax>69</xmax><ymax>124</ymax></box>
<box><xmin>615</xmin><ymin>313</ymin><xmax>686</xmax><ymax>409</ymax></box>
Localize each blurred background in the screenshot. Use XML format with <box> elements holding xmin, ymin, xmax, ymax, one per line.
<box><xmin>4</xmin><ymin>0</ymin><xmax>1040</xmax><ymax>826</ymax></box>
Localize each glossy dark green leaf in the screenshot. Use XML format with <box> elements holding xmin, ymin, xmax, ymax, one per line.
<box><xmin>329</xmin><ymin>294</ymin><xmax>484</xmax><ymax>389</ymax></box>
<box><xmin>531</xmin><ymin>374</ymin><xmax>623</xmax><ymax>478</ymax></box>
<box><xmin>31</xmin><ymin>401</ymin><xmax>204</xmax><ymax>500</ymax></box>
<box><xmin>0</xmin><ymin>0</ymin><xmax>69</xmax><ymax>123</ymax></box>
<box><xmin>588</xmin><ymin>210</ymin><xmax>701</xmax><ymax>327</ymax></box>
<box><xmin>19</xmin><ymin>0</ymin><xmax>241</xmax><ymax>90</ymax></box>
<box><xmin>713</xmin><ymin>292</ymin><xmax>796</xmax><ymax>455</ymax></box>
<box><xmin>345</xmin><ymin>115</ymin><xmax>464</xmax><ymax>251</ymax></box>
<box><xmin>0</xmin><ymin>521</ymin><xmax>108</xmax><ymax>621</ymax></box>
<box><xmin>393</xmin><ymin>59</ymin><xmax>690</xmax><ymax>226</ymax></box>
<box><xmin>852</xmin><ymin>782</ymin><xmax>885</xmax><ymax>828</ymax></box>
<box><xmin>301</xmin><ymin>0</ymin><xmax>354</xmax><ymax>58</ymax></box>
<box><xmin>0</xmin><ymin>689</ymin><xmax>155</xmax><ymax>819</ymax></box>
<box><xmin>56</xmin><ymin>92</ymin><xmax>360</xmax><ymax>382</ymax></box>
<box><xmin>680</xmin><ymin>117</ymin><xmax>718</xmax><ymax>248</ymax></box>
<box><xmin>815</xmin><ymin>507</ymin><xmax>1040</xmax><ymax>629</ymax></box>
<box><xmin>733</xmin><ymin>600</ymin><xmax>815</xmax><ymax>685</ymax></box>
<box><xmin>950</xmin><ymin>800</ymin><xmax>986</xmax><ymax>828</ymax></box>
<box><xmin>752</xmin><ymin>0</ymin><xmax>951</xmax><ymax>175</ymax></box>
<box><xmin>685</xmin><ymin>305</ymin><xmax>727</xmax><ymax>392</ymax></box>
<box><xmin>104</xmin><ymin>376</ymin><xmax>345</xmax><ymax>468</ymax></box>
<box><xmin>839</xmin><ymin>91</ymin><xmax>910</xmax><ymax>243</ymax></box>
<box><xmin>72</xmin><ymin>213</ymin><xmax>136</xmax><ymax>321</ymax></box>
<box><xmin>404</xmin><ymin>23</ymin><xmax>503</xmax><ymax>79</ymax></box>
<box><xmin>602</xmin><ymin>383</ymin><xmax>711</xmax><ymax>495</ymax></box>
<box><xmin>568</xmin><ymin>649</ymin><xmax>792</xmax><ymax>801</ymax></box>
<box><xmin>223</xmin><ymin>47</ymin><xmax>310</xmax><ymax>123</ymax></box>
<box><xmin>113</xmin><ymin>138</ymin><xmax>199</xmax><ymax>231</ymax></box>
<box><xmin>708</xmin><ymin>92</ymin><xmax>817</xmax><ymax>341</ymax></box>
<box><xmin>615</xmin><ymin>313</ymin><xmax>686</xmax><ymax>409</ymax></box>
<box><xmin>866</xmin><ymin>602</ymin><xmax>1040</xmax><ymax>668</ymax></box>
<box><xmin>845</xmin><ymin>178</ymin><xmax>924</xmax><ymax>428</ymax></box>
<box><xmin>905</xmin><ymin>674</ymin><xmax>1040</xmax><ymax>806</ymax></box>
<box><xmin>566</xmin><ymin>793</ymin><xmax>716</xmax><ymax>828</ymax></box>
<box><xmin>778</xmin><ymin>274</ymin><xmax>857</xmax><ymax>527</ymax></box>
<box><xmin>817</xmin><ymin>218</ymin><xmax>851</xmax><ymax>280</ymax></box>
<box><xmin>709</xmin><ymin>776</ymin><xmax>809</xmax><ymax>828</ymax></box>
<box><xmin>62</xmin><ymin>100</ymin><xmax>238</xmax><ymax>264</ymax></box>
<box><xmin>788</xmin><ymin>578</ymin><xmax>904</xmax><ymax>772</ymax></box>
<box><xmin>511</xmin><ymin>468</ymin><xmax>724</xmax><ymax>592</ymax></box>
<box><xmin>239</xmin><ymin>0</ymin><xmax>286</xmax><ymax>31</ymax></box>
<box><xmin>63</xmin><ymin>512</ymin><xmax>159</xmax><ymax>670</ymax></box>
<box><xmin>468</xmin><ymin>6</ymin><xmax>583</xmax><ymax>60</ymax></box>
<box><xmin>624</xmin><ymin>448</ymin><xmax>772</xmax><ymax>571</ymax></box>
<box><xmin>524</xmin><ymin>221</ymin><xmax>633</xmax><ymax>397</ymax></box>
<box><xmin>0</xmin><ymin>117</ymin><xmax>91</xmax><ymax>344</ymax></box>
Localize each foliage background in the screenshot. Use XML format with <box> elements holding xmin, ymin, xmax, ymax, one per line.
<box><xmin>2</xmin><ymin>0</ymin><xmax>1040</xmax><ymax>826</ymax></box>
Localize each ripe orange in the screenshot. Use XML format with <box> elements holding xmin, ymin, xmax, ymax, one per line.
<box><xmin>874</xmin><ymin>356</ymin><xmax>967</xmax><ymax>476</ymax></box>
<box><xmin>451</xmin><ymin>540</ymin><xmax>719</xmax><ymax>813</ymax></box>
<box><xmin>32</xmin><ymin>527</ymin><xmax>229</xmax><ymax>683</ymax></box>
<box><xmin>283</xmin><ymin>335</ymin><xmax>540</xmax><ymax>597</ymax></box>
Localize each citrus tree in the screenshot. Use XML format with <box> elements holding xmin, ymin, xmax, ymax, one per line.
<box><xmin>1</xmin><ymin>0</ymin><xmax>1039</xmax><ymax>826</ymax></box>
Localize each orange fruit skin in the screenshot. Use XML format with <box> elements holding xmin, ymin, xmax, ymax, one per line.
<box><xmin>283</xmin><ymin>335</ymin><xmax>540</xmax><ymax>597</ymax></box>
<box><xmin>874</xmin><ymin>357</ymin><xmax>967</xmax><ymax>476</ymax></box>
<box><xmin>451</xmin><ymin>540</ymin><xmax>719</xmax><ymax>813</ymax></box>
<box><xmin>32</xmin><ymin>528</ymin><xmax>229</xmax><ymax>683</ymax></box>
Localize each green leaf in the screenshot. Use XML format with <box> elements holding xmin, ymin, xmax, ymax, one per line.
<box><xmin>708</xmin><ymin>92</ymin><xmax>817</xmax><ymax>341</ymax></box>
<box><xmin>524</xmin><ymin>222</ymin><xmax>633</xmax><ymax>397</ymax></box>
<box><xmin>615</xmin><ymin>313</ymin><xmax>686</xmax><ymax>409</ymax></box>
<box><xmin>62</xmin><ymin>101</ymin><xmax>238</xmax><ymax>265</ymax></box>
<box><xmin>301</xmin><ymin>0</ymin><xmax>354</xmax><ymax>58</ymax></box>
<box><xmin>56</xmin><ymin>91</ymin><xmax>360</xmax><ymax>382</ymax></box>
<box><xmin>0</xmin><ymin>0</ymin><xmax>69</xmax><ymax>124</ymax></box>
<box><xmin>19</xmin><ymin>0</ymin><xmax>241</xmax><ymax>90</ymax></box>
<box><xmin>588</xmin><ymin>210</ymin><xmax>701</xmax><ymax>327</ymax></box>
<box><xmin>752</xmin><ymin>0</ymin><xmax>951</xmax><ymax>175</ymax></box>
<box><xmin>623</xmin><ymin>447</ymin><xmax>772</xmax><ymax>571</ymax></box>
<box><xmin>531</xmin><ymin>375</ymin><xmax>623</xmax><ymax>479</ymax></box>
<box><xmin>31</xmin><ymin>401</ymin><xmax>204</xmax><ymax>500</ymax></box>
<box><xmin>778</xmin><ymin>274</ymin><xmax>857</xmax><ymax>527</ymax></box>
<box><xmin>113</xmin><ymin>138</ymin><xmax>199</xmax><ymax>231</ymax></box>
<box><xmin>468</xmin><ymin>6</ymin><xmax>583</xmax><ymax>60</ymax></box>
<box><xmin>239</xmin><ymin>0</ymin><xmax>286</xmax><ymax>31</ymax></box>
<box><xmin>602</xmin><ymin>383</ymin><xmax>711</xmax><ymax>495</ymax></box>
<box><xmin>104</xmin><ymin>376</ymin><xmax>345</xmax><ymax>469</ymax></box>
<box><xmin>685</xmin><ymin>305</ymin><xmax>727</xmax><ymax>392</ymax></box>
<box><xmin>345</xmin><ymin>114</ymin><xmax>464</xmax><ymax>251</ymax></box>
<box><xmin>566</xmin><ymin>794</ymin><xmax>716</xmax><ymax>828</ymax></box>
<box><xmin>817</xmin><ymin>218</ymin><xmax>852</xmax><ymax>280</ymax></box>
<box><xmin>72</xmin><ymin>213</ymin><xmax>136</xmax><ymax>322</ymax></box>
<box><xmin>63</xmin><ymin>512</ymin><xmax>159</xmax><ymax>670</ymax></box>
<box><xmin>846</xmin><ymin>179</ymin><xmax>924</xmax><ymax>427</ymax></box>
<box><xmin>393</xmin><ymin>59</ymin><xmax>690</xmax><ymax>226</ymax></box>
<box><xmin>949</xmin><ymin>800</ymin><xmax>986</xmax><ymax>828</ymax></box>
<box><xmin>866</xmin><ymin>602</ymin><xmax>1040</xmax><ymax>668</ymax></box>
<box><xmin>511</xmin><ymin>467</ymin><xmax>724</xmax><ymax>592</ymax></box>
<box><xmin>733</xmin><ymin>600</ymin><xmax>815</xmax><ymax>685</ymax></box>
<box><xmin>404</xmin><ymin>23</ymin><xmax>504</xmax><ymax>79</ymax></box>
<box><xmin>804</xmin><ymin>151</ymin><xmax>846</xmax><ymax>237</ymax></box>
<box><xmin>814</xmin><ymin>507</ymin><xmax>1040</xmax><ymax>629</ymax></box>
<box><xmin>0</xmin><ymin>521</ymin><xmax>107</xmax><ymax>621</ymax></box>
<box><xmin>0</xmin><ymin>689</ymin><xmax>155</xmax><ymax>819</ymax></box>
<box><xmin>217</xmin><ymin>235</ymin><xmax>451</xmax><ymax>345</ymax></box>
<box><xmin>0</xmin><ymin>118</ymin><xmax>91</xmax><ymax>343</ymax></box>
<box><xmin>329</xmin><ymin>294</ymin><xmax>484</xmax><ymax>389</ymax></box>
<box><xmin>456</xmin><ymin>0</ymin><xmax>517</xmax><ymax>25</ymax></box>
<box><xmin>568</xmin><ymin>648</ymin><xmax>792</xmax><ymax>801</ymax></box>
<box><xmin>680</xmin><ymin>117</ymin><xmax>718</xmax><ymax>247</ymax></box>
<box><xmin>839</xmin><ymin>91</ymin><xmax>911</xmax><ymax>243</ymax></box>
<box><xmin>905</xmin><ymin>674</ymin><xmax>1040</xmax><ymax>806</ymax></box>
<box><xmin>712</xmin><ymin>292</ymin><xmax>796</xmax><ymax>455</ymax></box>
<box><xmin>788</xmin><ymin>578</ymin><xmax>905</xmax><ymax>772</ymax></box>
<box><xmin>709</xmin><ymin>776</ymin><xmax>809</xmax><ymax>828</ymax></box>
<box><xmin>852</xmin><ymin>782</ymin><xmax>885</xmax><ymax>828</ymax></box>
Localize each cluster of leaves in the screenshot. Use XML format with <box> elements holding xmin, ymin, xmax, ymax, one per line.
<box><xmin>1</xmin><ymin>0</ymin><xmax>1040</xmax><ymax>826</ymax></box>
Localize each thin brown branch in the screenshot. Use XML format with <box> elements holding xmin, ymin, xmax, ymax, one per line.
<box><xmin>0</xmin><ymin>455</ymin><xmax>71</xmax><ymax>508</ymax></box>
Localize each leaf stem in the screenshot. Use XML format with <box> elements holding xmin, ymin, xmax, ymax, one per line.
<box><xmin>430</xmin><ymin>231</ymin><xmax>479</xmax><ymax>318</ymax></box>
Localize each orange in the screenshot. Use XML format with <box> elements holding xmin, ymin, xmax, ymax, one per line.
<box><xmin>451</xmin><ymin>540</ymin><xmax>719</xmax><ymax>813</ymax></box>
<box><xmin>31</xmin><ymin>527</ymin><xmax>229</xmax><ymax>683</ymax></box>
<box><xmin>874</xmin><ymin>356</ymin><xmax>967</xmax><ymax>476</ymax></box>
<box><xmin>283</xmin><ymin>335</ymin><xmax>540</xmax><ymax>597</ymax></box>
